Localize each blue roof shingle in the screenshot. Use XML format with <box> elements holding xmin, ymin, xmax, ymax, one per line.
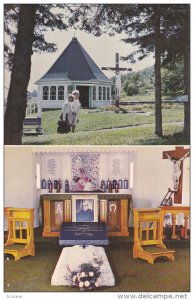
<box><xmin>36</xmin><ymin>37</ymin><xmax>112</xmax><ymax>84</ymax></box>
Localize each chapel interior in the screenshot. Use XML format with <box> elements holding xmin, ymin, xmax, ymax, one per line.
<box><xmin>4</xmin><ymin>145</ymin><xmax>190</xmax><ymax>293</ymax></box>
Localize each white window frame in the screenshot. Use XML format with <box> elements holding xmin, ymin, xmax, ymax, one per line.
<box><xmin>43</xmin><ymin>86</ymin><xmax>49</xmax><ymax>100</ymax></box>
<box><xmin>58</xmin><ymin>86</ymin><xmax>64</xmax><ymax>100</ymax></box>
<box><xmin>50</xmin><ymin>86</ymin><xmax>56</xmax><ymax>100</ymax></box>
<box><xmin>99</xmin><ymin>86</ymin><xmax>102</xmax><ymax>100</ymax></box>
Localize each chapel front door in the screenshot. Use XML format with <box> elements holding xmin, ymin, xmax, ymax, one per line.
<box><xmin>76</xmin><ymin>86</ymin><xmax>89</xmax><ymax>108</ymax></box>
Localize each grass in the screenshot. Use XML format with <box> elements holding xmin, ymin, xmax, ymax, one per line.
<box><xmin>121</xmin><ymin>92</ymin><xmax>155</xmax><ymax>102</ymax></box>
<box><xmin>120</xmin><ymin>90</ymin><xmax>180</xmax><ymax>102</ymax></box>
<box><xmin>22</xmin><ymin>104</ymin><xmax>189</xmax><ymax>145</ymax></box>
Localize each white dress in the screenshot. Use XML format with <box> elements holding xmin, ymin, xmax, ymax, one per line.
<box><xmin>62</xmin><ymin>101</ymin><xmax>71</xmax><ymax>122</ymax></box>
<box><xmin>69</xmin><ymin>99</ymin><xmax>81</xmax><ymax>125</ymax></box>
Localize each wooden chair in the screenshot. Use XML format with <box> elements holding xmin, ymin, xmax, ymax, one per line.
<box><xmin>133</xmin><ymin>208</ymin><xmax>175</xmax><ymax>264</ymax></box>
<box><xmin>4</xmin><ymin>208</ymin><xmax>35</xmax><ymax>261</ymax></box>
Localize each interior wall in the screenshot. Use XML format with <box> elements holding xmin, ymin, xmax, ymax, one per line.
<box><xmin>182</xmin><ymin>156</ymin><xmax>190</xmax><ymax>204</ymax></box>
<box><xmin>4</xmin><ymin>146</ymin><xmax>190</xmax><ymax>229</ymax></box>
<box><xmin>4</xmin><ymin>146</ymin><xmax>38</xmax><ymax>228</ymax></box>
<box><xmin>133</xmin><ymin>146</ymin><xmax>190</xmax><ymax>208</ymax></box>
<box><xmin>4</xmin><ymin>146</ymin><xmax>33</xmax><ymax>207</ymax></box>
<box><xmin>40</xmin><ymin>151</ymin><xmax>132</xmax><ymax>192</ymax></box>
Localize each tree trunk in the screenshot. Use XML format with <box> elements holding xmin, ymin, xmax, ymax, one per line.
<box><xmin>4</xmin><ymin>5</ymin><xmax>37</xmax><ymax>145</ymax></box>
<box><xmin>154</xmin><ymin>7</ymin><xmax>163</xmax><ymax>137</ymax></box>
<box><xmin>183</xmin><ymin>11</ymin><xmax>190</xmax><ymax>140</ymax></box>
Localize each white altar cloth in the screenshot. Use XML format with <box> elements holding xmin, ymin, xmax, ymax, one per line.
<box><xmin>51</xmin><ymin>245</ymin><xmax>115</xmax><ymax>286</ymax></box>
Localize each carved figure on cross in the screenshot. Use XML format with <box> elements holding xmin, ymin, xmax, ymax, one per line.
<box><xmin>102</xmin><ymin>53</ymin><xmax>132</xmax><ymax>104</ymax></box>
<box><xmin>165</xmin><ymin>152</ymin><xmax>189</xmax><ymax>191</ymax></box>
<box><xmin>163</xmin><ymin>147</ymin><xmax>190</xmax><ymax>205</ymax></box>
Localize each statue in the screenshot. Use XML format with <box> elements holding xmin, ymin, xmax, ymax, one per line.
<box><xmin>165</xmin><ymin>151</ymin><xmax>189</xmax><ymax>191</ymax></box>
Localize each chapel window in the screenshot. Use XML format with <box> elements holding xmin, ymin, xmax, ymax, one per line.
<box><xmin>68</xmin><ymin>85</ymin><xmax>73</xmax><ymax>94</ymax></box>
<box><xmin>107</xmin><ymin>87</ymin><xmax>110</xmax><ymax>100</ymax></box>
<box><xmin>99</xmin><ymin>87</ymin><xmax>102</xmax><ymax>100</ymax></box>
<box><xmin>50</xmin><ymin>86</ymin><xmax>56</xmax><ymax>100</ymax></box>
<box><xmin>58</xmin><ymin>86</ymin><xmax>64</xmax><ymax>100</ymax></box>
<box><xmin>93</xmin><ymin>86</ymin><xmax>96</xmax><ymax>100</ymax></box>
<box><xmin>43</xmin><ymin>86</ymin><xmax>49</xmax><ymax>100</ymax></box>
<box><xmin>103</xmin><ymin>87</ymin><xmax>106</xmax><ymax>100</ymax></box>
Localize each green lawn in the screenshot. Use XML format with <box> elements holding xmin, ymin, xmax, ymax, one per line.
<box><xmin>120</xmin><ymin>90</ymin><xmax>178</xmax><ymax>102</ymax></box>
<box><xmin>22</xmin><ymin>104</ymin><xmax>189</xmax><ymax>145</ymax></box>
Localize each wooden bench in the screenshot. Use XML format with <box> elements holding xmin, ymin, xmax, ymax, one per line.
<box><xmin>133</xmin><ymin>208</ymin><xmax>175</xmax><ymax>264</ymax></box>
<box><xmin>4</xmin><ymin>208</ymin><xmax>35</xmax><ymax>261</ymax></box>
<box><xmin>23</xmin><ymin>117</ymin><xmax>44</xmax><ymax>135</ymax></box>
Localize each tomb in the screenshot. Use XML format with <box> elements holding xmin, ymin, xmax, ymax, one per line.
<box><xmin>51</xmin><ymin>245</ymin><xmax>115</xmax><ymax>287</ymax></box>
<box><xmin>59</xmin><ymin>222</ymin><xmax>109</xmax><ymax>246</ymax></box>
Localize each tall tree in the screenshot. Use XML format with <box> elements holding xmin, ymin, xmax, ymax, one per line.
<box><xmin>71</xmin><ymin>4</ymin><xmax>190</xmax><ymax>138</ymax></box>
<box><xmin>4</xmin><ymin>4</ymin><xmax>69</xmax><ymax>144</ymax></box>
<box><xmin>183</xmin><ymin>12</ymin><xmax>190</xmax><ymax>138</ymax></box>
<box><xmin>4</xmin><ymin>5</ymin><xmax>37</xmax><ymax>144</ymax></box>
<box><xmin>111</xmin><ymin>4</ymin><xmax>183</xmax><ymax>137</ymax></box>
<box><xmin>121</xmin><ymin>4</ymin><xmax>190</xmax><ymax>137</ymax></box>
<box><xmin>161</xmin><ymin>4</ymin><xmax>190</xmax><ymax>138</ymax></box>
<box><xmin>154</xmin><ymin>5</ymin><xmax>162</xmax><ymax>136</ymax></box>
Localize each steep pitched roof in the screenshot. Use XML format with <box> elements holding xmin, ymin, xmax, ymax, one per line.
<box><xmin>36</xmin><ymin>37</ymin><xmax>112</xmax><ymax>84</ymax></box>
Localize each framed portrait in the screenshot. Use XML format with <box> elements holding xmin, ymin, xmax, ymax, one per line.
<box><xmin>72</xmin><ymin>194</ymin><xmax>98</xmax><ymax>222</ymax></box>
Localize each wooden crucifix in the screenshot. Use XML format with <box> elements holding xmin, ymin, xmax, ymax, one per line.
<box><xmin>163</xmin><ymin>147</ymin><xmax>190</xmax><ymax>204</ymax></box>
<box><xmin>102</xmin><ymin>53</ymin><xmax>132</xmax><ymax>104</ymax></box>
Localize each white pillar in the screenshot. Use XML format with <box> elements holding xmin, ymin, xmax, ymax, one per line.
<box><xmin>37</xmin><ymin>85</ymin><xmax>42</xmax><ymax>117</ymax></box>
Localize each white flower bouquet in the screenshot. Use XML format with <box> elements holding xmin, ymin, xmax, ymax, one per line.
<box><xmin>66</xmin><ymin>262</ymin><xmax>101</xmax><ymax>291</ymax></box>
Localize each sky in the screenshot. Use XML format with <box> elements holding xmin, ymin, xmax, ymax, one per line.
<box><xmin>4</xmin><ymin>26</ymin><xmax>154</xmax><ymax>93</ymax></box>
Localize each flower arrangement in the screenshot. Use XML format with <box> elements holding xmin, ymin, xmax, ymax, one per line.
<box><xmin>66</xmin><ymin>254</ymin><xmax>103</xmax><ymax>291</ymax></box>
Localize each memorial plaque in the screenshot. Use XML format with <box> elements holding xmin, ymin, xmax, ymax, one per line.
<box><xmin>59</xmin><ymin>222</ymin><xmax>109</xmax><ymax>246</ymax></box>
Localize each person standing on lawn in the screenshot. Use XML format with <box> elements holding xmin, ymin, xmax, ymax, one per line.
<box><xmin>71</xmin><ymin>89</ymin><xmax>81</xmax><ymax>132</ymax></box>
<box><xmin>62</xmin><ymin>93</ymin><xmax>75</xmax><ymax>132</ymax></box>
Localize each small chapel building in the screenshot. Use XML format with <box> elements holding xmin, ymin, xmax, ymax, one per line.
<box><xmin>35</xmin><ymin>37</ymin><xmax>113</xmax><ymax>109</ymax></box>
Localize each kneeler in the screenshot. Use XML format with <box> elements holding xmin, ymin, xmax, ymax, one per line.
<box><xmin>133</xmin><ymin>208</ymin><xmax>175</xmax><ymax>264</ymax></box>
<box><xmin>4</xmin><ymin>208</ymin><xmax>35</xmax><ymax>261</ymax></box>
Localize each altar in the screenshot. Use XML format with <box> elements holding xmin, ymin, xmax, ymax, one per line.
<box><xmin>40</xmin><ymin>193</ymin><xmax>132</xmax><ymax>237</ymax></box>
